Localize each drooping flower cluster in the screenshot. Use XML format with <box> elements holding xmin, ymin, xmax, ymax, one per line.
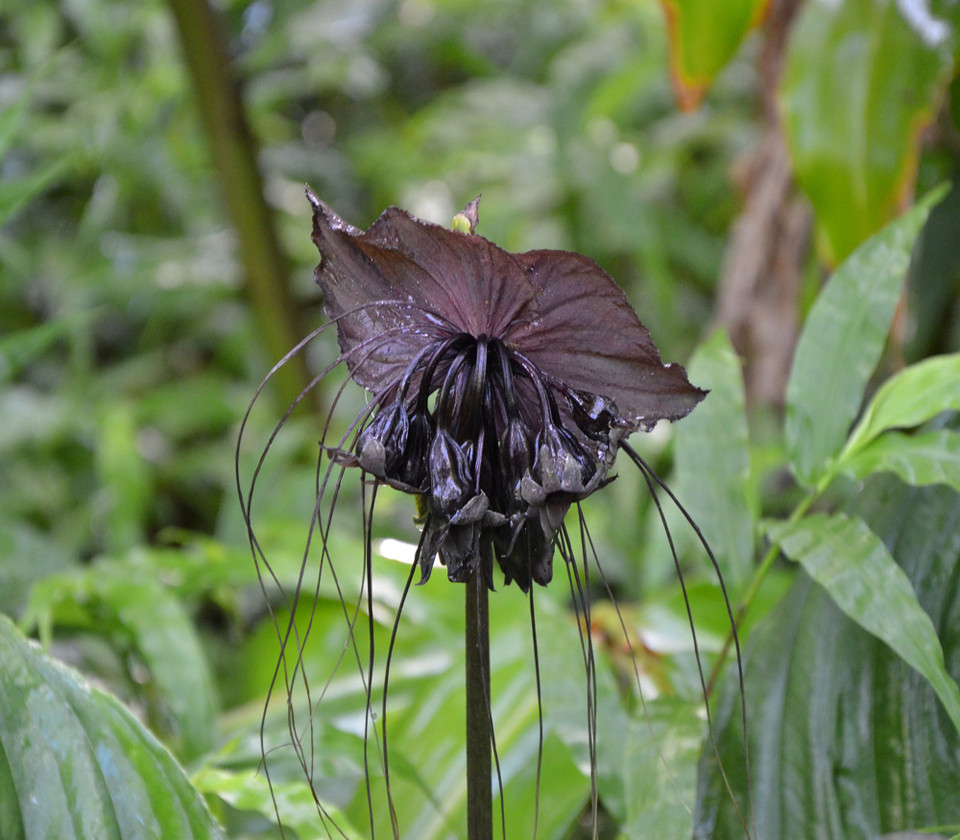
<box><xmin>309</xmin><ymin>189</ymin><xmax>705</xmax><ymax>591</ymax></box>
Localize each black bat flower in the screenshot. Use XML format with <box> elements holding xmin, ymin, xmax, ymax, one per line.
<box><xmin>308</xmin><ymin>189</ymin><xmax>705</xmax><ymax>591</ymax></box>
<box><xmin>239</xmin><ymin>192</ymin><xmax>752</xmax><ymax>840</ymax></box>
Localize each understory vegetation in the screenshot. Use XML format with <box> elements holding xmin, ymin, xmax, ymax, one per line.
<box><xmin>2</xmin><ymin>1</ymin><xmax>960</xmax><ymax>838</ymax></box>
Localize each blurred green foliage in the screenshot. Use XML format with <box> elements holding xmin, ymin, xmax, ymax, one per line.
<box><xmin>2</xmin><ymin>0</ymin><xmax>960</xmax><ymax>838</ymax></box>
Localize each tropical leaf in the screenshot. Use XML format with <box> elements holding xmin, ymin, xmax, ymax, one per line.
<box><xmin>621</xmin><ymin>697</ymin><xmax>705</xmax><ymax>839</ymax></box>
<box><xmin>785</xmin><ymin>190</ymin><xmax>944</xmax><ymax>487</ymax></box>
<box><xmin>659</xmin><ymin>0</ymin><xmax>768</xmax><ymax>110</ymax></box>
<box><xmin>673</xmin><ymin>329</ymin><xmax>756</xmax><ymax>592</ymax></box>
<box><xmin>192</xmin><ymin>764</ymin><xmax>362</xmax><ymax>839</ymax></box>
<box><xmin>250</xmin><ymin>555</ymin><xmax>598</xmax><ymax>840</ymax></box>
<box><xmin>840</xmin><ymin>429</ymin><xmax>960</xmax><ymax>492</ymax></box>
<box><xmin>766</xmin><ymin>511</ymin><xmax>960</xmax><ymax>734</ymax></box>
<box><xmin>698</xmin><ymin>476</ymin><xmax>960</xmax><ymax>838</ymax></box>
<box><xmin>781</xmin><ymin>0</ymin><xmax>958</xmax><ymax>263</ymax></box>
<box><xmin>22</xmin><ymin>562</ymin><xmax>218</xmax><ymax>761</ymax></box>
<box><xmin>842</xmin><ymin>353</ymin><xmax>960</xmax><ymax>458</ymax></box>
<box><xmin>0</xmin><ymin>613</ymin><xmax>226</xmax><ymax>840</ymax></box>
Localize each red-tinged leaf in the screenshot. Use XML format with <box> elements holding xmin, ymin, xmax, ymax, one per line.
<box><xmin>780</xmin><ymin>0</ymin><xmax>957</xmax><ymax>263</ymax></box>
<box><xmin>661</xmin><ymin>0</ymin><xmax>769</xmax><ymax>110</ymax></box>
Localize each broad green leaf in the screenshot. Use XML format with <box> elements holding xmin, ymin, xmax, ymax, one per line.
<box><xmin>843</xmin><ymin>353</ymin><xmax>960</xmax><ymax>457</ymax></box>
<box><xmin>673</xmin><ymin>329</ymin><xmax>755</xmax><ymax>591</ymax></box>
<box><xmin>0</xmin><ymin>613</ymin><xmax>225</xmax><ymax>840</ymax></box>
<box><xmin>781</xmin><ymin>0</ymin><xmax>958</xmax><ymax>263</ymax></box>
<box><xmin>23</xmin><ymin>563</ymin><xmax>218</xmax><ymax>760</ymax></box>
<box><xmin>622</xmin><ymin>697</ymin><xmax>705</xmax><ymax>839</ymax></box>
<box><xmin>379</xmin><ymin>587</ymin><xmax>603</xmax><ymax>840</ymax></box>
<box><xmin>659</xmin><ymin>0</ymin><xmax>768</xmax><ymax>109</ymax></box>
<box><xmin>841</xmin><ymin>430</ymin><xmax>960</xmax><ymax>492</ymax></box>
<box><xmin>245</xmin><ymin>537</ymin><xmax>711</xmax><ymax>839</ymax></box>
<box><xmin>192</xmin><ymin>765</ymin><xmax>361</xmax><ymax>839</ymax></box>
<box><xmin>785</xmin><ymin>191</ymin><xmax>943</xmax><ymax>487</ymax></box>
<box><xmin>766</xmin><ymin>512</ymin><xmax>960</xmax><ymax>734</ymax></box>
<box><xmin>699</xmin><ymin>478</ymin><xmax>960</xmax><ymax>838</ymax></box>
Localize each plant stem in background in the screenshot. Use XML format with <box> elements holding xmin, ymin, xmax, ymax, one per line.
<box><xmin>166</xmin><ymin>0</ymin><xmax>315</xmax><ymax>414</ymax></box>
<box><xmin>706</xmin><ymin>487</ymin><xmax>819</xmax><ymax>694</ymax></box>
<box><xmin>465</xmin><ymin>571</ymin><xmax>493</xmax><ymax>840</ymax></box>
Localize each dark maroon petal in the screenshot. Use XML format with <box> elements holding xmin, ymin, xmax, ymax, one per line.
<box><xmin>309</xmin><ymin>192</ymin><xmax>442</xmax><ymax>389</ymax></box>
<box><xmin>362</xmin><ymin>207</ymin><xmax>537</xmax><ymax>338</ymax></box>
<box><xmin>504</xmin><ymin>250</ymin><xmax>705</xmax><ymax>429</ymax></box>
<box><xmin>309</xmin><ymin>190</ymin><xmax>538</xmax><ymax>390</ymax></box>
<box><xmin>309</xmin><ymin>189</ymin><xmax>704</xmax><ymax>429</ymax></box>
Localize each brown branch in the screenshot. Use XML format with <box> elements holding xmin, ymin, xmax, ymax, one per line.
<box><xmin>714</xmin><ymin>0</ymin><xmax>810</xmax><ymax>407</ymax></box>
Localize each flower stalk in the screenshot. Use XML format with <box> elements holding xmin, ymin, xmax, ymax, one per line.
<box><xmin>465</xmin><ymin>567</ymin><xmax>493</xmax><ymax>840</ymax></box>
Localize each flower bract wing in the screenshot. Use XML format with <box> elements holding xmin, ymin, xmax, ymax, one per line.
<box><xmin>505</xmin><ymin>250</ymin><xmax>706</xmax><ymax>430</ymax></box>
<box><xmin>309</xmin><ymin>190</ymin><xmax>538</xmax><ymax>391</ymax></box>
<box><xmin>310</xmin><ymin>190</ymin><xmax>705</xmax><ymax>430</ymax></box>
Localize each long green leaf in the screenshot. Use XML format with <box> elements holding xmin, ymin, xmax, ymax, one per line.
<box><xmin>766</xmin><ymin>512</ymin><xmax>960</xmax><ymax>734</ymax></box>
<box><xmin>192</xmin><ymin>765</ymin><xmax>361</xmax><ymax>839</ymax></box>
<box><xmin>843</xmin><ymin>353</ymin><xmax>960</xmax><ymax>457</ymax></box>
<box><xmin>96</xmin><ymin>403</ymin><xmax>153</xmax><ymax>553</ymax></box>
<box><xmin>23</xmin><ymin>564</ymin><xmax>218</xmax><ymax>760</ymax></box>
<box><xmin>841</xmin><ymin>430</ymin><xmax>960</xmax><ymax>492</ymax></box>
<box><xmin>0</xmin><ymin>156</ymin><xmax>75</xmax><ymax>228</ymax></box>
<box><xmin>622</xmin><ymin>697</ymin><xmax>705</xmax><ymax>839</ymax></box>
<box><xmin>251</xmin><ymin>557</ymin><xmax>597</xmax><ymax>840</ymax></box>
<box><xmin>781</xmin><ymin>0</ymin><xmax>957</xmax><ymax>263</ymax></box>
<box><xmin>0</xmin><ymin>613</ymin><xmax>225</xmax><ymax>840</ymax></box>
<box><xmin>785</xmin><ymin>190</ymin><xmax>943</xmax><ymax>487</ymax></box>
<box><xmin>699</xmin><ymin>478</ymin><xmax>960</xmax><ymax>838</ymax></box>
<box><xmin>673</xmin><ymin>329</ymin><xmax>755</xmax><ymax>591</ymax></box>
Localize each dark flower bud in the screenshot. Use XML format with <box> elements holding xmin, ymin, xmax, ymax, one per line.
<box><xmin>449</xmin><ymin>491</ymin><xmax>490</xmax><ymax>526</ymax></box>
<box><xmin>495</xmin><ymin>516</ymin><xmax>554</xmax><ymax>590</ymax></box>
<box><xmin>499</xmin><ymin>416</ymin><xmax>533</xmax><ymax>507</ymax></box>
<box><xmin>355</xmin><ymin>401</ymin><xmax>409</xmax><ymax>478</ymax></box>
<box><xmin>399</xmin><ymin>409</ymin><xmax>433</xmax><ymax>491</ymax></box>
<box><xmin>533</xmin><ymin>422</ymin><xmax>596</xmax><ymax>496</ymax></box>
<box><xmin>428</xmin><ymin>430</ymin><xmax>475</xmax><ymax>520</ymax></box>
<box><xmin>438</xmin><ymin>524</ymin><xmax>483</xmax><ymax>584</ymax></box>
<box><xmin>519</xmin><ymin>472</ymin><xmax>546</xmax><ymax>507</ymax></box>
<box><xmin>420</xmin><ymin>495</ymin><xmax>505</xmax><ymax>587</ymax></box>
<box><xmin>539</xmin><ymin>497</ymin><xmax>571</xmax><ymax>535</ymax></box>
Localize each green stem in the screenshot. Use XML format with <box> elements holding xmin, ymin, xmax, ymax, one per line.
<box><xmin>706</xmin><ymin>485</ymin><xmax>821</xmax><ymax>695</ymax></box>
<box><xmin>465</xmin><ymin>572</ymin><xmax>493</xmax><ymax>840</ymax></box>
<box><xmin>165</xmin><ymin>0</ymin><xmax>316</xmax><ymax>414</ymax></box>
